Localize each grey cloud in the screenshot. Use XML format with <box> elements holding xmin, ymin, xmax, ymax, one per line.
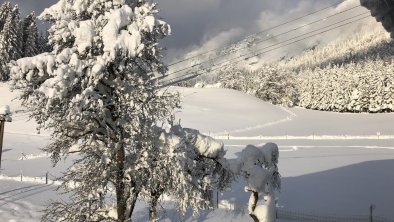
<box><xmin>11</xmin><ymin>0</ymin><xmax>383</xmax><ymax>63</ymax></box>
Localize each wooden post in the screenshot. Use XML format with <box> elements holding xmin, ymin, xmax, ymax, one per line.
<box><xmin>46</xmin><ymin>172</ymin><xmax>48</xmax><ymax>184</ymax></box>
<box><xmin>216</xmin><ymin>191</ymin><xmax>219</xmax><ymax>209</ymax></box>
<box><xmin>0</xmin><ymin>119</ymin><xmax>5</xmax><ymax>169</ymax></box>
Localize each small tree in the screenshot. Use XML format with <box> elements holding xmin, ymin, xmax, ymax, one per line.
<box><xmin>10</xmin><ymin>0</ymin><xmax>181</xmax><ymax>221</ymax></box>
<box><xmin>143</xmin><ymin>126</ymin><xmax>233</xmax><ymax>221</ymax></box>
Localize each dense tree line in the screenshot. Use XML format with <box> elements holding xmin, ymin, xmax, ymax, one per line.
<box><xmin>0</xmin><ymin>2</ymin><xmax>50</xmax><ymax>81</ymax></box>
<box><xmin>298</xmin><ymin>60</ymin><xmax>394</xmax><ymax>113</ymax></box>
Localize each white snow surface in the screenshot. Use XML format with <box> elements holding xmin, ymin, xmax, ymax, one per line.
<box><xmin>1</xmin><ymin>84</ymin><xmax>394</xmax><ymax>221</ymax></box>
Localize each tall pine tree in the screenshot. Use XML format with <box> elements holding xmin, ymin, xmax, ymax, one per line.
<box><xmin>0</xmin><ymin>4</ymin><xmax>22</xmax><ymax>81</ymax></box>
<box><xmin>22</xmin><ymin>12</ymin><xmax>38</xmax><ymax>57</ymax></box>
<box><xmin>0</xmin><ymin>2</ymin><xmax>12</xmax><ymax>31</ymax></box>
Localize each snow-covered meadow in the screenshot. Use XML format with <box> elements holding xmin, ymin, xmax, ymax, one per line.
<box><xmin>1</xmin><ymin>83</ymin><xmax>394</xmax><ymax>221</ymax></box>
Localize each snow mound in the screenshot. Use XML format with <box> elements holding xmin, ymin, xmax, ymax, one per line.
<box><xmin>0</xmin><ymin>105</ymin><xmax>11</xmax><ymax>115</ymax></box>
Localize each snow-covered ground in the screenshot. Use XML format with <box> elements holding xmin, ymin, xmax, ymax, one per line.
<box><xmin>1</xmin><ymin>83</ymin><xmax>394</xmax><ymax>221</ymax></box>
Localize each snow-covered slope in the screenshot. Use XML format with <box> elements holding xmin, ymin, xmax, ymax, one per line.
<box><xmin>1</xmin><ymin>85</ymin><xmax>394</xmax><ymax>221</ymax></box>
<box><xmin>176</xmin><ymin>87</ymin><xmax>394</xmax><ymax>137</ymax></box>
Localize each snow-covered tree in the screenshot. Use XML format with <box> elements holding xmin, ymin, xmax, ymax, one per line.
<box><xmin>0</xmin><ymin>4</ymin><xmax>22</xmax><ymax>81</ymax></box>
<box><xmin>142</xmin><ymin>125</ymin><xmax>233</xmax><ymax>221</ymax></box>
<box><xmin>0</xmin><ymin>2</ymin><xmax>12</xmax><ymax>31</ymax></box>
<box><xmin>22</xmin><ymin>12</ymin><xmax>38</xmax><ymax>57</ymax></box>
<box><xmin>228</xmin><ymin>143</ymin><xmax>280</xmax><ymax>222</ymax></box>
<box><xmin>9</xmin><ymin>0</ymin><xmax>199</xmax><ymax>221</ymax></box>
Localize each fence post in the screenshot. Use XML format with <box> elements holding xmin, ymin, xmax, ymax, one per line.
<box><xmin>46</xmin><ymin>172</ymin><xmax>48</xmax><ymax>184</ymax></box>
<box><xmin>20</xmin><ymin>170</ymin><xmax>22</xmax><ymax>182</ymax></box>
<box><xmin>216</xmin><ymin>191</ymin><xmax>219</xmax><ymax>209</ymax></box>
<box><xmin>228</xmin><ymin>133</ymin><xmax>230</xmax><ymax>140</ymax></box>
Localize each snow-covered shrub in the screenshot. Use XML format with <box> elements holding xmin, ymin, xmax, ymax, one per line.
<box><xmin>228</xmin><ymin>143</ymin><xmax>280</xmax><ymax>222</ymax></box>
<box><xmin>144</xmin><ymin>125</ymin><xmax>233</xmax><ymax>217</ymax></box>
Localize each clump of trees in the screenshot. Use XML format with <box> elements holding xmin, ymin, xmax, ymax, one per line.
<box><xmin>298</xmin><ymin>60</ymin><xmax>394</xmax><ymax>113</ymax></box>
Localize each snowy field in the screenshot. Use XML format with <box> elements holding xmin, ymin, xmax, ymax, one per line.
<box><xmin>1</xmin><ymin>83</ymin><xmax>394</xmax><ymax>221</ymax></box>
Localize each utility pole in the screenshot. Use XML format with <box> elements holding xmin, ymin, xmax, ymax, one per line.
<box><xmin>0</xmin><ymin>105</ymin><xmax>12</xmax><ymax>169</ymax></box>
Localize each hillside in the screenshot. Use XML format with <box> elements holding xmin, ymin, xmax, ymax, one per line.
<box><xmin>183</xmin><ymin>24</ymin><xmax>394</xmax><ymax>113</ymax></box>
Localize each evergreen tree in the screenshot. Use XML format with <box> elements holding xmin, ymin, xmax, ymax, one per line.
<box><xmin>0</xmin><ymin>2</ymin><xmax>12</xmax><ymax>31</ymax></box>
<box><xmin>22</xmin><ymin>12</ymin><xmax>38</xmax><ymax>57</ymax></box>
<box><xmin>0</xmin><ymin>4</ymin><xmax>22</xmax><ymax>81</ymax></box>
<box><xmin>37</xmin><ymin>32</ymin><xmax>52</xmax><ymax>53</ymax></box>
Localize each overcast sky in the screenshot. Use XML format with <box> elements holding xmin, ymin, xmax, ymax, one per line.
<box><xmin>8</xmin><ymin>0</ymin><xmax>379</xmax><ymax>63</ymax></box>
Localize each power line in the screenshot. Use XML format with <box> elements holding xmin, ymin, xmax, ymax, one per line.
<box><xmin>158</xmin><ymin>15</ymin><xmax>371</xmax><ymax>88</ymax></box>
<box><xmin>167</xmin><ymin>1</ymin><xmax>355</xmax><ymax>67</ymax></box>
<box><xmin>161</xmin><ymin>11</ymin><xmax>369</xmax><ymax>83</ymax></box>
<box><xmin>165</xmin><ymin>4</ymin><xmax>363</xmax><ymax>78</ymax></box>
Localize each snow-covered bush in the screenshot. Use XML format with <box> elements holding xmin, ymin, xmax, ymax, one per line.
<box><xmin>228</xmin><ymin>143</ymin><xmax>281</xmax><ymax>222</ymax></box>
<box><xmin>143</xmin><ymin>125</ymin><xmax>233</xmax><ymax>218</ymax></box>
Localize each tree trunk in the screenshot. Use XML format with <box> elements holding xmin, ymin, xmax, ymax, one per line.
<box><xmin>149</xmin><ymin>193</ymin><xmax>161</xmax><ymax>222</ymax></box>
<box><xmin>248</xmin><ymin>190</ymin><xmax>259</xmax><ymax>222</ymax></box>
<box><xmin>127</xmin><ymin>189</ymin><xmax>139</xmax><ymax>220</ymax></box>
<box><xmin>116</xmin><ymin>142</ymin><xmax>126</xmax><ymax>221</ymax></box>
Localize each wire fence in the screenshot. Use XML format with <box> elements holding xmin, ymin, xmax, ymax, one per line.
<box><xmin>2</xmin><ymin>174</ymin><xmax>394</xmax><ymax>222</ymax></box>
<box><xmin>277</xmin><ymin>208</ymin><xmax>394</xmax><ymax>222</ymax></box>
<box><xmin>208</xmin><ymin>133</ymin><xmax>394</xmax><ymax>141</ymax></box>
<box><xmin>0</xmin><ymin>171</ymin><xmax>61</xmax><ymax>185</ymax></box>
